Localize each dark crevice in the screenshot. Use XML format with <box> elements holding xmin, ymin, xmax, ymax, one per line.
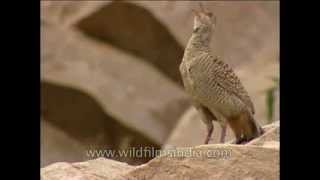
<box><xmin>76</xmin><ymin>2</ymin><xmax>184</xmax><ymax>86</ymax></box>
<box><xmin>41</xmin><ymin>81</ymin><xmax>160</xmax><ymax>165</ymax></box>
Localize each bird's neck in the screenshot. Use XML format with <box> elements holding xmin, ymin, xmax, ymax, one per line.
<box><xmin>184</xmin><ymin>32</ymin><xmax>211</xmax><ymax>60</ymax></box>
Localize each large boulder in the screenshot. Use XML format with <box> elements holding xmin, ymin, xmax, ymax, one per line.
<box><xmin>41</xmin><ymin>1</ymin><xmax>108</xmax><ymax>27</ymax></box>
<box><xmin>41</xmin><ymin>122</ymin><xmax>279</xmax><ymax>180</ymax></box>
<box><xmin>41</xmin><ymin>24</ymin><xmax>189</xmax><ymax>145</ymax></box>
<box><xmin>125</xmin><ymin>144</ymin><xmax>278</xmax><ymax>180</ymax></box>
<box><xmin>41</xmin><ymin>158</ymin><xmax>134</xmax><ymax>180</ymax></box>
<box><xmin>247</xmin><ymin>121</ymin><xmax>279</xmax><ymax>147</ymax></box>
<box><xmin>42</xmin><ymin>1</ymin><xmax>279</xmax><ymax>66</ymax></box>
<box><xmin>76</xmin><ymin>2</ymin><xmax>185</xmax><ymax>85</ymax></box>
<box><xmin>41</xmin><ymin>119</ymin><xmax>88</xmax><ymax>167</ymax></box>
<box><xmin>41</xmin><ymin>1</ymin><xmax>191</xmax><ymax>166</ymax></box>
<box><xmin>41</xmin><ymin>82</ymin><xmax>160</xmax><ymax>166</ymax></box>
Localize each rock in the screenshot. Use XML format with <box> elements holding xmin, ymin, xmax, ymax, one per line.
<box><xmin>41</xmin><ymin>24</ymin><xmax>189</xmax><ymax>145</ymax></box>
<box><xmin>42</xmin><ymin>1</ymin><xmax>185</xmax><ymax>85</ymax></box>
<box><xmin>41</xmin><ymin>82</ymin><xmax>159</xmax><ymax>166</ymax></box>
<box><xmin>76</xmin><ymin>2</ymin><xmax>185</xmax><ymax>85</ymax></box>
<box><xmin>41</xmin><ymin>2</ymin><xmax>191</xmax><ymax>165</ymax></box>
<box><xmin>41</xmin><ymin>1</ymin><xmax>109</xmax><ymax>27</ymax></box>
<box><xmin>124</xmin><ymin>144</ymin><xmax>279</xmax><ymax>180</ymax></box>
<box><xmin>42</xmin><ymin>122</ymin><xmax>279</xmax><ymax>180</ymax></box>
<box><xmin>41</xmin><ymin>158</ymin><xmax>134</xmax><ymax>180</ymax></box>
<box><xmin>247</xmin><ymin>121</ymin><xmax>279</xmax><ymax>146</ymax></box>
<box><xmin>41</xmin><ymin>120</ymin><xmax>87</xmax><ymax>167</ymax></box>
<box><xmin>42</xmin><ymin>1</ymin><xmax>279</xmax><ymax>84</ymax></box>
<box><xmin>136</xmin><ymin>1</ymin><xmax>279</xmax><ymax>68</ymax></box>
<box><xmin>41</xmin><ymin>1</ymin><xmax>279</xmax><ymax>67</ymax></box>
<box><xmin>127</xmin><ymin>122</ymin><xmax>279</xmax><ymax>179</ymax></box>
<box><xmin>261</xmin><ymin>141</ymin><xmax>279</xmax><ymax>149</ymax></box>
<box><xmin>41</xmin><ymin>162</ymin><xmax>94</xmax><ymax>180</ymax></box>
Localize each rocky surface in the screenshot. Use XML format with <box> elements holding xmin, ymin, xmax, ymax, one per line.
<box><xmin>41</xmin><ymin>82</ymin><xmax>160</xmax><ymax>166</ymax></box>
<box><xmin>76</xmin><ymin>2</ymin><xmax>185</xmax><ymax>85</ymax></box>
<box><xmin>41</xmin><ymin>120</ymin><xmax>88</xmax><ymax>167</ymax></box>
<box><xmin>41</xmin><ymin>158</ymin><xmax>134</xmax><ymax>180</ymax></box>
<box><xmin>41</xmin><ymin>1</ymin><xmax>108</xmax><ymax>27</ymax></box>
<box><xmin>125</xmin><ymin>144</ymin><xmax>278</xmax><ymax>180</ymax></box>
<box><xmin>247</xmin><ymin>121</ymin><xmax>279</xmax><ymax>147</ymax></box>
<box><xmin>42</xmin><ymin>1</ymin><xmax>279</xmax><ymax>68</ymax></box>
<box><xmin>41</xmin><ymin>122</ymin><xmax>279</xmax><ymax>180</ymax></box>
<box><xmin>41</xmin><ymin>24</ymin><xmax>189</xmax><ymax>145</ymax></box>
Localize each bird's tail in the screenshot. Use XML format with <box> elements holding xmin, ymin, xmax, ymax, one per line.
<box><xmin>248</xmin><ymin>114</ymin><xmax>264</xmax><ymax>138</ymax></box>
<box><xmin>230</xmin><ymin>111</ymin><xmax>264</xmax><ymax>142</ymax></box>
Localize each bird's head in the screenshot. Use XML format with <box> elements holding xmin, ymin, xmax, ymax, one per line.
<box><xmin>192</xmin><ymin>3</ymin><xmax>216</xmax><ymax>34</ymax></box>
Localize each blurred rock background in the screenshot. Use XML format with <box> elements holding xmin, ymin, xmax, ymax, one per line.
<box><xmin>41</xmin><ymin>1</ymin><xmax>279</xmax><ymax>167</ymax></box>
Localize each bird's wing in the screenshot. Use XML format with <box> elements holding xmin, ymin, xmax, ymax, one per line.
<box><xmin>189</xmin><ymin>52</ymin><xmax>255</xmax><ymax>114</ymax></box>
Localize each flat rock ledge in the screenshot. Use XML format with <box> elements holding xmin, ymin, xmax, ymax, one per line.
<box><xmin>41</xmin><ymin>121</ymin><xmax>279</xmax><ymax>180</ymax></box>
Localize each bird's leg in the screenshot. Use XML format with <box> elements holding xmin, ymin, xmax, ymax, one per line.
<box><xmin>196</xmin><ymin>105</ymin><xmax>216</xmax><ymax>144</ymax></box>
<box><xmin>204</xmin><ymin>122</ymin><xmax>214</xmax><ymax>144</ymax></box>
<box><xmin>219</xmin><ymin>124</ymin><xmax>227</xmax><ymax>143</ymax></box>
<box><xmin>235</xmin><ymin>136</ymin><xmax>247</xmax><ymax>144</ymax></box>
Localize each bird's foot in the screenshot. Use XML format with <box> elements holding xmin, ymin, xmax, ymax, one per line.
<box><xmin>232</xmin><ymin>137</ymin><xmax>248</xmax><ymax>145</ymax></box>
<box><xmin>233</xmin><ymin>136</ymin><xmax>257</xmax><ymax>145</ymax></box>
<box><xmin>204</xmin><ymin>137</ymin><xmax>214</xmax><ymax>144</ymax></box>
<box><xmin>234</xmin><ymin>138</ymin><xmax>245</xmax><ymax>145</ymax></box>
<box><xmin>204</xmin><ymin>138</ymin><xmax>210</xmax><ymax>144</ymax></box>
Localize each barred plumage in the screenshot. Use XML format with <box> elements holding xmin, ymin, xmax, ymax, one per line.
<box><xmin>179</xmin><ymin>5</ymin><xmax>262</xmax><ymax>144</ymax></box>
<box><xmin>191</xmin><ymin>52</ymin><xmax>255</xmax><ymax>115</ymax></box>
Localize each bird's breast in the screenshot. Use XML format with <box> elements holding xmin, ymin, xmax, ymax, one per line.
<box><xmin>180</xmin><ymin>62</ymin><xmax>195</xmax><ymax>94</ymax></box>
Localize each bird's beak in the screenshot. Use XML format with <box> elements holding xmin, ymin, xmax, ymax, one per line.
<box><xmin>191</xmin><ymin>9</ymin><xmax>199</xmax><ymax>17</ymax></box>
<box><xmin>199</xmin><ymin>2</ymin><xmax>205</xmax><ymax>12</ymax></box>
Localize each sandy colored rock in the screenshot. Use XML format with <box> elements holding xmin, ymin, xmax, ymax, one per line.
<box><xmin>41</xmin><ymin>158</ymin><xmax>134</xmax><ymax>180</ymax></box>
<box><xmin>124</xmin><ymin>144</ymin><xmax>278</xmax><ymax>180</ymax></box>
<box><xmin>261</xmin><ymin>141</ymin><xmax>279</xmax><ymax>149</ymax></box>
<box><xmin>42</xmin><ymin>145</ymin><xmax>279</xmax><ymax>180</ymax></box>
<box><xmin>42</xmin><ymin>122</ymin><xmax>279</xmax><ymax>180</ymax></box>
<box><xmin>42</xmin><ymin>1</ymin><xmax>279</xmax><ymax>83</ymax></box>
<box><xmin>41</xmin><ymin>1</ymin><xmax>279</xmax><ymax>69</ymax></box>
<box><xmin>41</xmin><ymin>83</ymin><xmax>159</xmax><ymax>166</ymax></box>
<box><xmin>76</xmin><ymin>2</ymin><xmax>185</xmax><ymax>85</ymax></box>
<box><xmin>41</xmin><ymin>120</ymin><xmax>88</xmax><ymax>167</ymax></box>
<box><xmin>41</xmin><ymin>24</ymin><xmax>189</xmax><ymax>144</ymax></box>
<box><xmin>247</xmin><ymin>121</ymin><xmax>279</xmax><ymax>146</ymax></box>
<box><xmin>41</xmin><ymin>1</ymin><xmax>109</xmax><ymax>27</ymax></box>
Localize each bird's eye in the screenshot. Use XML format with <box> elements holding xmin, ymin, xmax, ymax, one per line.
<box><xmin>207</xmin><ymin>12</ymin><xmax>213</xmax><ymax>17</ymax></box>
<box><xmin>193</xmin><ymin>27</ymin><xmax>200</xmax><ymax>33</ymax></box>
